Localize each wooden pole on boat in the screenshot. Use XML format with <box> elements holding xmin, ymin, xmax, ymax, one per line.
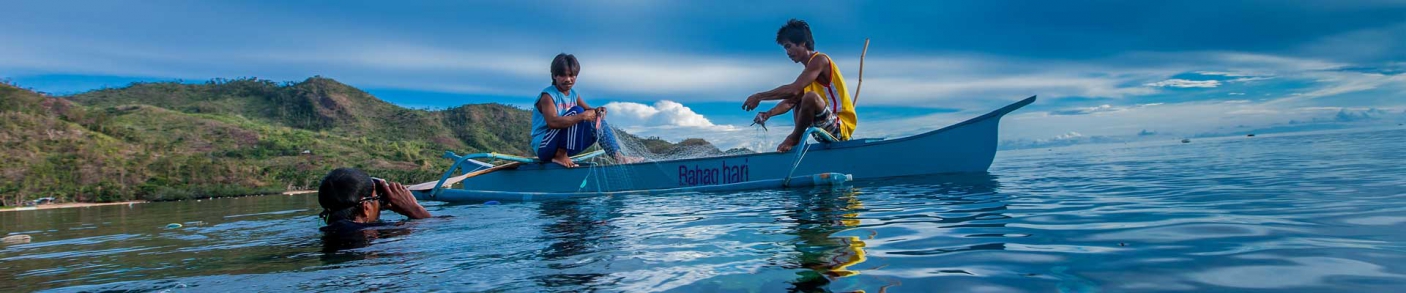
<box><xmin>463</xmin><ymin>161</ymin><xmax>523</xmax><ymax>178</ymax></box>
<box><xmin>853</xmin><ymin>38</ymin><xmax>870</xmax><ymax>104</ymax></box>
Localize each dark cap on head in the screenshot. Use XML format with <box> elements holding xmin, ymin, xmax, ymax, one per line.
<box><xmin>318</xmin><ymin>168</ymin><xmax>374</xmax><ymax>224</ymax></box>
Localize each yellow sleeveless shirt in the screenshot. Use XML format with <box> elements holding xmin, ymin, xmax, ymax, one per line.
<box><xmin>803</xmin><ymin>52</ymin><xmax>858</xmax><ymax>140</ymax></box>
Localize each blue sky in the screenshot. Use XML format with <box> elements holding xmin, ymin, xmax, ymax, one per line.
<box><xmin>3</xmin><ymin>1</ymin><xmax>1404</xmax><ymax>150</ymax></box>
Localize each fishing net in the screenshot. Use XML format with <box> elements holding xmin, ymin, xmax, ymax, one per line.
<box><xmin>575</xmin><ymin>125</ymin><xmax>723</xmax><ymax>161</ymax></box>
<box><xmin>565</xmin><ymin>123</ymin><xmax>776</xmax><ymax>192</ymax></box>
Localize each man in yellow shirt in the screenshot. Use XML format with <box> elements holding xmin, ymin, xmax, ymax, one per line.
<box><xmin>744</xmin><ymin>19</ymin><xmax>859</xmax><ymax>152</ymax></box>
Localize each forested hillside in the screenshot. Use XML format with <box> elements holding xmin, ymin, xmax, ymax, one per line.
<box><xmin>0</xmin><ymin>77</ymin><xmax>718</xmax><ymax>205</ymax></box>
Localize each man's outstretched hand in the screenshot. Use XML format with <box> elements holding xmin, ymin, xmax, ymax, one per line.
<box><xmin>743</xmin><ymin>94</ymin><xmax>762</xmax><ymax>111</ymax></box>
<box><xmin>752</xmin><ymin>112</ymin><xmax>771</xmax><ymax>130</ymax></box>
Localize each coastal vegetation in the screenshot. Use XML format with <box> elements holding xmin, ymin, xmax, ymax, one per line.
<box><xmin>0</xmin><ymin>77</ymin><xmax>718</xmax><ymax>205</ymax></box>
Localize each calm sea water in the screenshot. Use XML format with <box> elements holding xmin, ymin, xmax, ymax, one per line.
<box><xmin>3</xmin><ymin>128</ymin><xmax>1405</xmax><ymax>292</ymax></box>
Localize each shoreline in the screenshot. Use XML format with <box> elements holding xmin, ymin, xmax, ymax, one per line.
<box><xmin>0</xmin><ymin>190</ymin><xmax>318</xmax><ymax>213</ymax></box>
<box><xmin>283</xmin><ymin>190</ymin><xmax>316</xmax><ymax>195</ymax></box>
<box><xmin>0</xmin><ymin>201</ymin><xmax>148</xmax><ymax>212</ymax></box>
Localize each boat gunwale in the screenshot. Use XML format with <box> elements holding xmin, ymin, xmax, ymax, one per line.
<box><xmin>504</xmin><ymin>95</ymin><xmax>1038</xmax><ymax>170</ymax></box>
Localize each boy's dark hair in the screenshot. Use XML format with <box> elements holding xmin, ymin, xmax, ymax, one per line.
<box><xmin>776</xmin><ymin>19</ymin><xmax>814</xmax><ymax>50</ymax></box>
<box><xmin>550</xmin><ymin>53</ymin><xmax>581</xmax><ymax>85</ymax></box>
<box><xmin>317</xmin><ymin>168</ymin><xmax>374</xmax><ymax>224</ymax></box>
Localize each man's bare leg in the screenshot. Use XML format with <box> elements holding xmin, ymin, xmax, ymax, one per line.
<box><xmin>551</xmin><ymin>148</ymin><xmax>577</xmax><ymax>168</ymax></box>
<box><xmin>778</xmin><ymin>92</ymin><xmax>825</xmax><ymax>152</ymax></box>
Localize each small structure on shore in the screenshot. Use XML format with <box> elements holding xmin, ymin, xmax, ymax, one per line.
<box><xmin>2</xmin><ymin>234</ymin><xmax>32</xmax><ymax>244</ymax></box>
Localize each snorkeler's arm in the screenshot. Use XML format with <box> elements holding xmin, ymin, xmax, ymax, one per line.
<box><xmin>744</xmin><ymin>56</ymin><xmax>828</xmax><ymax>110</ymax></box>
<box><xmin>538</xmin><ymin>94</ymin><xmax>595</xmax><ymax>129</ymax></box>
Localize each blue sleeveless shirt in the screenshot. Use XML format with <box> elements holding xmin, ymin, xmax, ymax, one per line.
<box><xmin>529</xmin><ymin>85</ymin><xmax>579</xmax><ymax>156</ymax></box>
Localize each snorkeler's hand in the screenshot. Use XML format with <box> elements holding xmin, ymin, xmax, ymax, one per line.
<box><xmin>743</xmin><ymin>94</ymin><xmax>761</xmax><ymax>111</ymax></box>
<box><xmin>377</xmin><ymin>180</ymin><xmax>431</xmax><ymax>219</ymax></box>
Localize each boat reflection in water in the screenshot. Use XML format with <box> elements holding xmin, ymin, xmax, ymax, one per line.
<box><xmin>787</xmin><ymin>173</ymin><xmax>1004</xmax><ymax>292</ymax></box>
<box><xmin>474</xmin><ymin>172</ymin><xmax>1006</xmax><ymax>292</ymax></box>
<box><xmin>785</xmin><ymin>187</ymin><xmax>871</xmax><ymax>291</ymax></box>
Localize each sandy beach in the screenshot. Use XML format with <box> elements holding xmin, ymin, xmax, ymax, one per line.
<box><xmin>0</xmin><ymin>191</ymin><xmax>319</xmax><ymax>213</ymax></box>
<box><xmin>1</xmin><ymin>201</ymin><xmax>148</xmax><ymax>212</ymax></box>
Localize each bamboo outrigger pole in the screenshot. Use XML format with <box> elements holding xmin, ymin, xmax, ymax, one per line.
<box><xmin>853</xmin><ymin>38</ymin><xmax>870</xmax><ymax>104</ymax></box>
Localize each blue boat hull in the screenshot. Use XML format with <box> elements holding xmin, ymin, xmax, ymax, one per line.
<box><xmin>416</xmin><ymin>96</ymin><xmax>1035</xmax><ymax>202</ymax></box>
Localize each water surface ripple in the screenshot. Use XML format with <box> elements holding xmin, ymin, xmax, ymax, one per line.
<box><xmin>2</xmin><ymin>128</ymin><xmax>1404</xmax><ymax>292</ymax></box>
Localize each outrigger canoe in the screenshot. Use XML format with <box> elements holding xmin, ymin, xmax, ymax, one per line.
<box><xmin>410</xmin><ymin>96</ymin><xmax>1035</xmax><ymax>202</ymax></box>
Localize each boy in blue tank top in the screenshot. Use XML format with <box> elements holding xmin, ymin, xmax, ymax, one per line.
<box><xmin>530</xmin><ymin>53</ymin><xmax>641</xmax><ymax>167</ymax></box>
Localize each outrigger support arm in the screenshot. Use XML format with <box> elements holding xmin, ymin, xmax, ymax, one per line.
<box><xmin>414</xmin><ymin>152</ymin><xmax>532</xmax><ymax>197</ymax></box>
<box><xmin>411</xmin><ymin>150</ymin><xmax>607</xmax><ymax>197</ymax></box>
<box><xmin>782</xmin><ymin>127</ymin><xmax>841</xmax><ymax>188</ymax></box>
<box><xmin>807</xmin><ymin>127</ymin><xmax>840</xmax><ymax>143</ymax></box>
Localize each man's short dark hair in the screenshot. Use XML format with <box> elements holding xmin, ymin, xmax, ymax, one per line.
<box><xmin>550</xmin><ymin>53</ymin><xmax>581</xmax><ymax>83</ymax></box>
<box><xmin>776</xmin><ymin>19</ymin><xmax>814</xmax><ymax>50</ymax></box>
<box><xmin>318</xmin><ymin>168</ymin><xmax>373</xmax><ymax>224</ymax></box>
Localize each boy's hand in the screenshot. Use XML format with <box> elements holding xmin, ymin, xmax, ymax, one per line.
<box><xmin>578</xmin><ymin>108</ymin><xmax>598</xmax><ymax>121</ymax></box>
<box><xmin>743</xmin><ymin>94</ymin><xmax>761</xmax><ymax>111</ymax></box>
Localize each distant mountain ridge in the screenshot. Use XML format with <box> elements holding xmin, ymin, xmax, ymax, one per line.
<box><xmin>67</xmin><ymin>77</ymin><xmax>531</xmax><ymax>154</ymax></box>
<box><xmin>1</xmin><ymin>77</ymin><xmax>719</xmax><ymax>205</ymax></box>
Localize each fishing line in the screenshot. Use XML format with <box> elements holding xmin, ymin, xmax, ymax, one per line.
<box><xmin>579</xmin><ymin>115</ymin><xmax>604</xmax><ymax>192</ymax></box>
<box><xmin>782</xmin><ymin>130</ymin><xmax>814</xmax><ymax>187</ymax></box>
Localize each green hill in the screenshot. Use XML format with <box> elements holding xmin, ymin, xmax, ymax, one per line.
<box><xmin>67</xmin><ymin>77</ymin><xmax>529</xmax><ymax>153</ymax></box>
<box><xmin>1</xmin><ymin>77</ymin><xmax>719</xmax><ymax>205</ymax></box>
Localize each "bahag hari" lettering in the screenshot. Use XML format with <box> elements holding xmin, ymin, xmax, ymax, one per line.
<box><xmin>678</xmin><ymin>159</ymin><xmax>749</xmax><ymax>186</ymax></box>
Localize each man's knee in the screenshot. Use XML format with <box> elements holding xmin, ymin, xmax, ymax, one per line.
<box><xmin>801</xmin><ymin>92</ymin><xmax>825</xmax><ymax>109</ymax></box>
<box><xmin>563</xmin><ymin>105</ymin><xmax>585</xmax><ymax>115</ymax></box>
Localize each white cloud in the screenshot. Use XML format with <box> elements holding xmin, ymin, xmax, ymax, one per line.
<box><xmin>860</xmin><ymin>74</ymin><xmax>1155</xmax><ymax>107</ymax></box>
<box><xmin>1050</xmin><ymin>104</ymin><xmax>1123</xmax><ymax>116</ymax></box>
<box><xmin>595</xmin><ymin>100</ymin><xmax>780</xmax><ymax>151</ymax></box>
<box><xmin>1196</xmin><ymin>71</ymin><xmax>1255</xmax><ymax>77</ymax></box>
<box><xmin>1296</xmin><ymin>22</ymin><xmax>1406</xmax><ymax>63</ymax></box>
<box><xmin>1226</xmin><ymin>109</ymin><xmax>1280</xmax><ymax>115</ymax></box>
<box><xmin>1145</xmin><ymin>79</ymin><xmax>1221</xmax><ymax>88</ymax></box>
<box><xmin>1228</xmin><ymin>76</ymin><xmax>1274</xmax><ymax>83</ymax></box>
<box><xmin>826</xmin><ymin>54</ymin><xmax>1166</xmax><ymax>108</ymax></box>
<box><xmin>1053</xmin><ymin>131</ymin><xmax>1084</xmax><ymax>140</ymax></box>
<box><xmin>1266</xmin><ymin>71</ymin><xmax>1406</xmax><ymax>105</ymax></box>
<box><xmin>840</xmin><ymin>96</ymin><xmax>1404</xmax><ymax>148</ymax></box>
<box><xmin>1331</xmin><ymin>108</ymin><xmax>1400</xmax><ymax>122</ymax></box>
<box><xmin>1030</xmin><ymin>102</ymin><xmax>1398</xmax><ymax>138</ymax></box>
<box><xmin>2</xmin><ymin>27</ymin><xmax>1382</xmax><ymax>116</ymax></box>
<box><xmin>583</xmin><ymin>56</ymin><xmax>791</xmax><ymax>96</ymax></box>
<box><xmin>602</xmin><ymin>100</ymin><xmax>721</xmax><ymax>128</ymax></box>
<box><xmin>1048</xmin><ymin>103</ymin><xmax>1171</xmax><ymax>116</ymax></box>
